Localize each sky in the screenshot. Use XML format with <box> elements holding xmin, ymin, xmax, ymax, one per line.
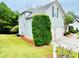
<box><xmin>0</xmin><ymin>0</ymin><xmax>79</xmax><ymax>15</ymax></box>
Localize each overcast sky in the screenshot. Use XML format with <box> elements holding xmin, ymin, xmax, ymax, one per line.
<box><xmin>0</xmin><ymin>0</ymin><xmax>79</xmax><ymax>15</ymax></box>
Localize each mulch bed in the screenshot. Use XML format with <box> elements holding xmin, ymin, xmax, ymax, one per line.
<box><xmin>20</xmin><ymin>35</ymin><xmax>34</xmax><ymax>45</ymax></box>
<box><xmin>47</xmin><ymin>54</ymin><xmax>53</xmax><ymax>58</ymax></box>
<box><xmin>20</xmin><ymin>35</ymin><xmax>53</xmax><ymax>58</ymax></box>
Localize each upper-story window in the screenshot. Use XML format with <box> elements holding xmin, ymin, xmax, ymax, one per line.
<box><xmin>57</xmin><ymin>7</ymin><xmax>59</xmax><ymax>18</ymax></box>
<box><xmin>52</xmin><ymin>6</ymin><xmax>54</xmax><ymax>17</ymax></box>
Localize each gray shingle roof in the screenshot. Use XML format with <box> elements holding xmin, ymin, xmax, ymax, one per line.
<box><xmin>21</xmin><ymin>1</ymin><xmax>55</xmax><ymax>14</ymax></box>
<box><xmin>21</xmin><ymin>0</ymin><xmax>65</xmax><ymax>19</ymax></box>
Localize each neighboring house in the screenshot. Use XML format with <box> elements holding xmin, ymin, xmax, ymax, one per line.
<box><xmin>18</xmin><ymin>0</ymin><xmax>65</xmax><ymax>39</ymax></box>
<box><xmin>67</xmin><ymin>19</ymin><xmax>79</xmax><ymax>31</ymax></box>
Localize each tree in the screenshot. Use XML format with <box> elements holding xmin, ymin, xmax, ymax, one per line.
<box><xmin>64</xmin><ymin>12</ymin><xmax>74</xmax><ymax>33</ymax></box>
<box><xmin>0</xmin><ymin>2</ymin><xmax>19</xmax><ymax>33</ymax></box>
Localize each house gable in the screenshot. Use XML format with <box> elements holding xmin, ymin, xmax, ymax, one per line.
<box><xmin>20</xmin><ymin>0</ymin><xmax>65</xmax><ymax>20</ymax></box>
<box><xmin>44</xmin><ymin>0</ymin><xmax>64</xmax><ymax>28</ymax></box>
<box><xmin>18</xmin><ymin>0</ymin><xmax>65</xmax><ymax>38</ymax></box>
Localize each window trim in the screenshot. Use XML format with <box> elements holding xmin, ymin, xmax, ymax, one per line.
<box><xmin>57</xmin><ymin>7</ymin><xmax>59</xmax><ymax>18</ymax></box>
<box><xmin>52</xmin><ymin>6</ymin><xmax>54</xmax><ymax>17</ymax></box>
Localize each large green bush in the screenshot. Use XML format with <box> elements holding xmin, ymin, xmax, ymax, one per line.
<box><xmin>32</xmin><ymin>14</ymin><xmax>52</xmax><ymax>46</ymax></box>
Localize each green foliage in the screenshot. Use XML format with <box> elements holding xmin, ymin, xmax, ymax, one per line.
<box><xmin>77</xmin><ymin>32</ymin><xmax>79</xmax><ymax>39</ymax></box>
<box><xmin>68</xmin><ymin>26</ymin><xmax>78</xmax><ymax>34</ymax></box>
<box><xmin>68</xmin><ymin>26</ymin><xmax>74</xmax><ymax>33</ymax></box>
<box><xmin>3</xmin><ymin>25</ymin><xmax>12</xmax><ymax>33</ymax></box>
<box><xmin>70</xmin><ymin>30</ymin><xmax>78</xmax><ymax>33</ymax></box>
<box><xmin>56</xmin><ymin>46</ymin><xmax>78</xmax><ymax>58</ymax></box>
<box><xmin>64</xmin><ymin>12</ymin><xmax>74</xmax><ymax>33</ymax></box>
<box><xmin>64</xmin><ymin>13</ymin><xmax>74</xmax><ymax>25</ymax></box>
<box><xmin>32</xmin><ymin>14</ymin><xmax>52</xmax><ymax>46</ymax></box>
<box><xmin>64</xmin><ymin>26</ymin><xmax>78</xmax><ymax>36</ymax></box>
<box><xmin>64</xmin><ymin>32</ymin><xmax>70</xmax><ymax>36</ymax></box>
<box><xmin>34</xmin><ymin>38</ymin><xmax>44</xmax><ymax>46</ymax></box>
<box><xmin>76</xmin><ymin>28</ymin><xmax>79</xmax><ymax>32</ymax></box>
<box><xmin>10</xmin><ymin>25</ymin><xmax>19</xmax><ymax>33</ymax></box>
<box><xmin>0</xmin><ymin>2</ymin><xmax>19</xmax><ymax>33</ymax></box>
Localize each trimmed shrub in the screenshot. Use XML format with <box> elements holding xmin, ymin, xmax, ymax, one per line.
<box><xmin>68</xmin><ymin>26</ymin><xmax>78</xmax><ymax>34</ymax></box>
<box><xmin>71</xmin><ymin>30</ymin><xmax>77</xmax><ymax>33</ymax></box>
<box><xmin>32</xmin><ymin>14</ymin><xmax>52</xmax><ymax>46</ymax></box>
<box><xmin>68</xmin><ymin>26</ymin><xmax>74</xmax><ymax>33</ymax></box>
<box><xmin>34</xmin><ymin>38</ymin><xmax>44</xmax><ymax>46</ymax></box>
<box><xmin>64</xmin><ymin>32</ymin><xmax>70</xmax><ymax>36</ymax></box>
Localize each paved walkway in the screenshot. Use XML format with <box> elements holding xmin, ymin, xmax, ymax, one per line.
<box><xmin>54</xmin><ymin>39</ymin><xmax>79</xmax><ymax>47</ymax></box>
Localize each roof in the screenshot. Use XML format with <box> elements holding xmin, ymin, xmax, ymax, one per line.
<box><xmin>58</xmin><ymin>2</ymin><xmax>65</xmax><ymax>16</ymax></box>
<box><xmin>21</xmin><ymin>1</ymin><xmax>55</xmax><ymax>14</ymax></box>
<box><xmin>35</xmin><ymin>1</ymin><xmax>55</xmax><ymax>11</ymax></box>
<box><xmin>21</xmin><ymin>0</ymin><xmax>65</xmax><ymax>19</ymax></box>
<box><xmin>73</xmin><ymin>15</ymin><xmax>79</xmax><ymax>23</ymax></box>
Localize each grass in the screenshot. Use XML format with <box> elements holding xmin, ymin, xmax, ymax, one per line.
<box><xmin>0</xmin><ymin>34</ymin><xmax>53</xmax><ymax>58</ymax></box>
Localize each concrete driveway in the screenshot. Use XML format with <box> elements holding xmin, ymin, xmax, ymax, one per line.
<box><xmin>53</xmin><ymin>36</ymin><xmax>79</xmax><ymax>52</ymax></box>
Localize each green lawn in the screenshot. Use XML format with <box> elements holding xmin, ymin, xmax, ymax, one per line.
<box><xmin>0</xmin><ymin>34</ymin><xmax>53</xmax><ymax>58</ymax></box>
